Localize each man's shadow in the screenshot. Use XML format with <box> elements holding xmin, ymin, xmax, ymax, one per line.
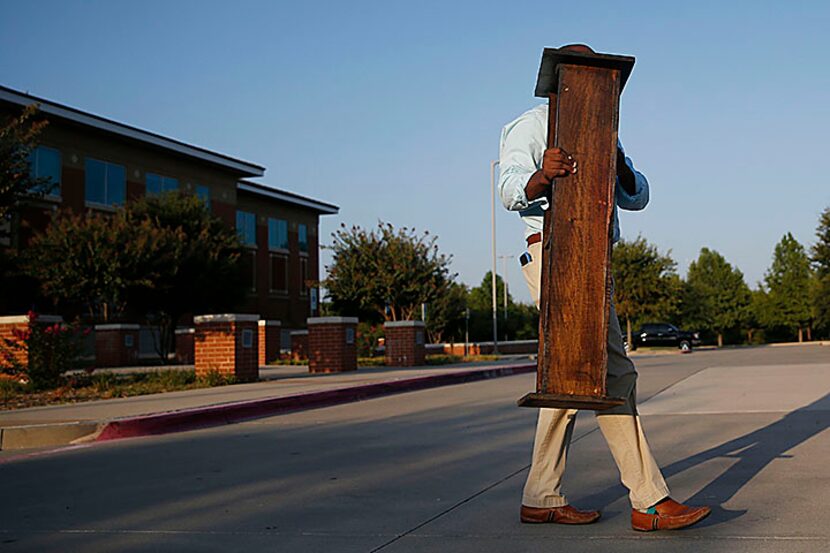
<box><xmin>581</xmin><ymin>392</ymin><xmax>830</xmax><ymax>527</ymax></box>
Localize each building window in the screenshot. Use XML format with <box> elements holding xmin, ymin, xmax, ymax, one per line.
<box><xmin>298</xmin><ymin>223</ymin><xmax>308</xmax><ymax>253</ymax></box>
<box><xmin>268</xmin><ymin>218</ymin><xmax>288</xmax><ymax>250</ymax></box>
<box><xmin>28</xmin><ymin>146</ymin><xmax>61</xmax><ymax>197</ymax></box>
<box><xmin>270</xmin><ymin>253</ymin><xmax>288</xmax><ymax>294</ymax></box>
<box><xmin>195</xmin><ymin>184</ymin><xmax>210</xmax><ymax>207</ymax></box>
<box><xmin>299</xmin><ymin>256</ymin><xmax>309</xmax><ymax>296</ymax></box>
<box><xmin>236</xmin><ymin>210</ymin><xmax>257</xmax><ymax>246</ymax></box>
<box><xmin>85</xmin><ymin>158</ymin><xmax>125</xmax><ymax>206</ymax></box>
<box><xmin>146</xmin><ymin>173</ymin><xmax>179</xmax><ymax>196</ymax></box>
<box><xmin>240</xmin><ymin>249</ymin><xmax>256</xmax><ymax>292</ymax></box>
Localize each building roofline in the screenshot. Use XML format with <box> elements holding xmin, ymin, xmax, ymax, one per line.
<box><xmin>237</xmin><ymin>180</ymin><xmax>339</xmax><ymax>215</ymax></box>
<box><xmin>0</xmin><ymin>84</ymin><xmax>265</xmax><ymax>177</ymax></box>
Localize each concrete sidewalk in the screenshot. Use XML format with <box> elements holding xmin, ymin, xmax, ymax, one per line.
<box><xmin>0</xmin><ymin>359</ymin><xmax>535</xmax><ymax>452</ymax></box>
<box><xmin>2</xmin><ymin>344</ymin><xmax>828</xmax><ymax>552</ymax></box>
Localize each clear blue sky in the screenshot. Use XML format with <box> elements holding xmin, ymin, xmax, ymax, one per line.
<box><xmin>2</xmin><ymin>0</ymin><xmax>829</xmax><ymax>304</ymax></box>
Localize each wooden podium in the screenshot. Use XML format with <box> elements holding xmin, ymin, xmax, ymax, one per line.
<box><xmin>518</xmin><ymin>48</ymin><xmax>635</xmax><ymax>410</ymax></box>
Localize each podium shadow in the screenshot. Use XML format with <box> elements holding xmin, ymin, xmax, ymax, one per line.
<box><xmin>581</xmin><ymin>392</ymin><xmax>830</xmax><ymax>527</ymax></box>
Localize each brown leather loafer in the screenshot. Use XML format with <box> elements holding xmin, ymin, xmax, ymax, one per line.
<box><xmin>520</xmin><ymin>504</ymin><xmax>601</xmax><ymax>525</ymax></box>
<box><xmin>631</xmin><ymin>498</ymin><xmax>711</xmax><ymax>531</ymax></box>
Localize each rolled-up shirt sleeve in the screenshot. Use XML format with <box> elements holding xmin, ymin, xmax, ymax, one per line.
<box><xmin>615</xmin><ymin>145</ymin><xmax>649</xmax><ymax>211</ymax></box>
<box><xmin>498</xmin><ymin>110</ymin><xmax>546</xmax><ymax>212</ymax></box>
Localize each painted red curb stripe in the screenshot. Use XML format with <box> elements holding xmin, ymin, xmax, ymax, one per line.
<box><xmin>94</xmin><ymin>363</ymin><xmax>536</xmax><ymax>442</ymax></box>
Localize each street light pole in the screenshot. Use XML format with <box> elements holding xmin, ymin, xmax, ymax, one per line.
<box><xmin>464</xmin><ymin>307</ymin><xmax>470</xmax><ymax>357</ymax></box>
<box><xmin>490</xmin><ymin>159</ymin><xmax>500</xmax><ymax>353</ymax></box>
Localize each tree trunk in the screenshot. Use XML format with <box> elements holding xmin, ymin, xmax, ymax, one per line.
<box><xmin>747</xmin><ymin>329</ymin><xmax>753</xmax><ymax>344</ymax></box>
<box><xmin>807</xmin><ymin>326</ymin><xmax>812</xmax><ymax>341</ymax></box>
<box><xmin>626</xmin><ymin>317</ymin><xmax>632</xmax><ymax>351</ymax></box>
<box><xmin>717</xmin><ymin>333</ymin><xmax>723</xmax><ymax>348</ymax></box>
<box><xmin>161</xmin><ymin>314</ymin><xmax>175</xmax><ymax>364</ymax></box>
<box><xmin>798</xmin><ymin>327</ymin><xmax>803</xmax><ymax>343</ymax></box>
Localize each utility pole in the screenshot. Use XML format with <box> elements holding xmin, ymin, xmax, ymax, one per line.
<box><xmin>464</xmin><ymin>307</ymin><xmax>470</xmax><ymax>357</ymax></box>
<box><xmin>490</xmin><ymin>159</ymin><xmax>500</xmax><ymax>354</ymax></box>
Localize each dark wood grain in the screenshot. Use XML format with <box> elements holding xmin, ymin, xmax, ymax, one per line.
<box><xmin>517</xmin><ymin>393</ymin><xmax>625</xmax><ymax>410</ymax></box>
<box><xmin>537</xmin><ymin>64</ymin><xmax>621</xmax><ymax>401</ymax></box>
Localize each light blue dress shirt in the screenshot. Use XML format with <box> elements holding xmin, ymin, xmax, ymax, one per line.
<box><xmin>498</xmin><ymin>104</ymin><xmax>649</xmax><ymax>244</ymax></box>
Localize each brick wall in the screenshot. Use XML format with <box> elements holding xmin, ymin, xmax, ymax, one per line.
<box><xmin>126</xmin><ymin>179</ymin><xmax>144</xmax><ymax>203</ymax></box>
<box><xmin>94</xmin><ymin>324</ymin><xmax>140</xmax><ymax>367</ymax></box>
<box><xmin>307</xmin><ymin>317</ymin><xmax>357</xmax><ymax>373</ymax></box>
<box><xmin>258</xmin><ymin>320</ymin><xmax>281</xmax><ymax>365</ymax></box>
<box><xmin>0</xmin><ymin>314</ymin><xmax>64</xmax><ymax>370</ymax></box>
<box><xmin>0</xmin><ymin>318</ymin><xmax>27</xmax><ymax>369</ymax></box>
<box><xmin>211</xmin><ymin>199</ymin><xmax>236</xmax><ymax>227</ymax></box>
<box><xmin>62</xmin><ymin>166</ymin><xmax>84</xmax><ymax>212</ymax></box>
<box><xmin>384</xmin><ymin>321</ymin><xmax>426</xmax><ymax>367</ymax></box>
<box><xmin>194</xmin><ymin>314</ymin><xmax>259</xmax><ymax>382</ymax></box>
<box><xmin>424</xmin><ymin>340</ymin><xmax>538</xmax><ymax>356</ymax></box>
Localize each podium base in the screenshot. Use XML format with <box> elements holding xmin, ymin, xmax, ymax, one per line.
<box><xmin>518</xmin><ymin>393</ymin><xmax>626</xmax><ymax>410</ymax></box>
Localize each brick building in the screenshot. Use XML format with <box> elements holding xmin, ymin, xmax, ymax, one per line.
<box><xmin>0</xmin><ymin>85</ymin><xmax>337</xmax><ymax>337</ymax></box>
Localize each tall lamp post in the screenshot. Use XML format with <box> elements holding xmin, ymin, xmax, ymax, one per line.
<box><xmin>490</xmin><ymin>159</ymin><xmax>500</xmax><ymax>353</ymax></box>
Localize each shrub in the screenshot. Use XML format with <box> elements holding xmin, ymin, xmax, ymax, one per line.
<box><xmin>197</xmin><ymin>369</ymin><xmax>237</xmax><ymax>387</ymax></box>
<box><xmin>0</xmin><ymin>311</ymin><xmax>88</xmax><ymax>389</ymax></box>
<box><xmin>356</xmin><ymin>322</ymin><xmax>384</xmax><ymax>357</ymax></box>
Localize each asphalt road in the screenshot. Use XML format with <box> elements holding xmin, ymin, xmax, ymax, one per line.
<box><xmin>1</xmin><ymin>345</ymin><xmax>829</xmax><ymax>552</ymax></box>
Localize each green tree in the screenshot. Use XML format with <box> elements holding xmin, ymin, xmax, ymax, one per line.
<box><xmin>511</xmin><ymin>301</ymin><xmax>541</xmax><ymax>340</ymax></box>
<box><xmin>467</xmin><ymin>271</ymin><xmax>538</xmax><ymax>342</ymax></box>
<box><xmin>424</xmin><ymin>280</ymin><xmax>468</xmax><ymax>344</ymax></box>
<box><xmin>123</xmin><ymin>193</ymin><xmax>248</xmax><ymax>360</ymax></box>
<box><xmin>0</xmin><ymin>104</ymin><xmax>51</xmax><ymax>230</ymax></box>
<box><xmin>325</xmin><ymin>222</ymin><xmax>455</xmax><ymax>323</ymax></box>
<box><xmin>1</xmin><ymin>104</ymin><xmax>52</xmax><ymax>313</ymax></box>
<box><xmin>686</xmin><ymin>248</ymin><xmax>752</xmax><ymax>347</ymax></box>
<box><xmin>23</xmin><ymin>209</ymin><xmax>174</xmax><ymax>321</ymax></box>
<box><xmin>676</xmin><ymin>278</ymin><xmax>709</xmax><ymax>333</ymax></box>
<box><xmin>611</xmin><ymin>237</ymin><xmax>680</xmax><ymax>347</ymax></box>
<box><xmin>466</xmin><ymin>272</ymin><xmax>500</xmax><ymax>342</ymax></box>
<box><xmin>759</xmin><ymin>233</ymin><xmax>813</xmax><ymax>342</ymax></box>
<box><xmin>811</xmin><ymin>207</ymin><xmax>830</xmax><ymax>337</ymax></box>
<box><xmin>23</xmin><ymin>193</ymin><xmax>246</xmax><ymax>361</ymax></box>
<box><xmin>467</xmin><ymin>271</ymin><xmax>505</xmax><ymax>313</ymax></box>
<box><xmin>747</xmin><ymin>289</ymin><xmax>769</xmax><ymax>344</ymax></box>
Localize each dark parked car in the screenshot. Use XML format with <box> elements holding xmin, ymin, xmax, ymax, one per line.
<box><xmin>627</xmin><ymin>323</ymin><xmax>701</xmax><ymax>352</ymax></box>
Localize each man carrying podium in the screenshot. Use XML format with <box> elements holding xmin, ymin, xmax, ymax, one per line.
<box><xmin>498</xmin><ymin>44</ymin><xmax>710</xmax><ymax>531</ymax></box>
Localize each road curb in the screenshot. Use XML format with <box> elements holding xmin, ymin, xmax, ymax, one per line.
<box><xmin>93</xmin><ymin>363</ymin><xmax>536</xmax><ymax>442</ymax></box>
<box><xmin>0</xmin><ymin>421</ymin><xmax>101</xmax><ymax>451</ymax></box>
<box><xmin>0</xmin><ymin>363</ymin><xmax>535</xmax><ymax>456</ymax></box>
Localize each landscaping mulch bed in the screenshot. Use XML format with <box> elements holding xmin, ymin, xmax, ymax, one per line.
<box><xmin>268</xmin><ymin>354</ymin><xmax>502</xmax><ymax>367</ymax></box>
<box><xmin>0</xmin><ymin>369</ymin><xmax>234</xmax><ymax>411</ymax></box>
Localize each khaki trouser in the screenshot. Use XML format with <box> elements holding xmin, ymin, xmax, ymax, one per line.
<box><xmin>520</xmin><ymin>241</ymin><xmax>670</xmax><ymax>510</ymax></box>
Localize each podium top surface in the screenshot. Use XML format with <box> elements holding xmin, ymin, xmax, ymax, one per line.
<box><xmin>534</xmin><ymin>48</ymin><xmax>635</xmax><ymax>97</ymax></box>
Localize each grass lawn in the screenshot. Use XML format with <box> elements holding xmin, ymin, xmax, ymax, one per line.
<box><xmin>0</xmin><ymin>369</ymin><xmax>235</xmax><ymax>411</ymax></box>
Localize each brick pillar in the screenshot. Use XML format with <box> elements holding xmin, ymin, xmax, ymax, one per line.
<box><xmin>194</xmin><ymin>314</ymin><xmax>259</xmax><ymax>382</ymax></box>
<box><xmin>307</xmin><ymin>317</ymin><xmax>358</xmax><ymax>373</ymax></box>
<box><xmin>0</xmin><ymin>314</ymin><xmax>63</xmax><ymax>370</ymax></box>
<box><xmin>258</xmin><ymin>320</ymin><xmax>281</xmax><ymax>366</ymax></box>
<box><xmin>94</xmin><ymin>324</ymin><xmax>140</xmax><ymax>367</ymax></box>
<box><xmin>384</xmin><ymin>321</ymin><xmax>426</xmax><ymax>367</ymax></box>
<box><xmin>174</xmin><ymin>327</ymin><xmax>195</xmax><ymax>364</ymax></box>
<box><xmin>290</xmin><ymin>330</ymin><xmax>308</xmax><ymax>361</ymax></box>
